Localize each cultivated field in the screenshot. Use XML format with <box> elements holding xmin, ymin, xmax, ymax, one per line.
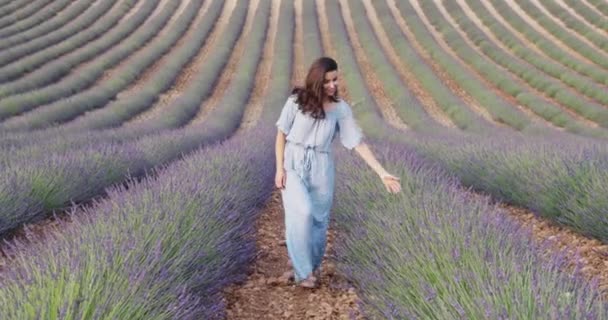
<box><xmin>0</xmin><ymin>0</ymin><xmax>607</xmax><ymax>318</ymax></box>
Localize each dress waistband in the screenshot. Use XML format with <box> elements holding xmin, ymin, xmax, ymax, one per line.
<box><xmin>286</xmin><ymin>141</ymin><xmax>330</xmax><ymax>154</ymax></box>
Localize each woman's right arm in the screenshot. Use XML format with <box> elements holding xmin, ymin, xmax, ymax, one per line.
<box><xmin>275</xmin><ymin>130</ymin><xmax>287</xmax><ymax>189</ymax></box>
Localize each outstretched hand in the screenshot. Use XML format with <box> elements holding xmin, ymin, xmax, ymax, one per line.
<box><xmin>381</xmin><ymin>173</ymin><xmax>401</xmax><ymax>194</ymax></box>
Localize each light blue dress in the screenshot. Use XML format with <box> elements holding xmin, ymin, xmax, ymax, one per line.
<box><xmin>275</xmin><ymin>95</ymin><xmax>363</xmax><ymax>282</ymax></box>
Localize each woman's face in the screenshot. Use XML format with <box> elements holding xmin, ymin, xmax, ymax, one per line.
<box><xmin>323</xmin><ymin>70</ymin><xmax>338</xmax><ymax>98</ymax></box>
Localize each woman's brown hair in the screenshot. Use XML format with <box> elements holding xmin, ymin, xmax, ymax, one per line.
<box><xmin>291</xmin><ymin>57</ymin><xmax>339</xmax><ymax>119</ymax></box>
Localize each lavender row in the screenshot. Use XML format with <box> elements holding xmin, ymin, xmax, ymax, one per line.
<box><xmin>393</xmin><ymin>0</ymin><xmax>603</xmax><ymax>138</ymax></box>
<box><xmin>0</xmin><ymin>0</ymin><xmax>176</xmax><ymax>126</ymax></box>
<box><xmin>563</xmin><ymin>0</ymin><xmax>608</xmax><ymax>36</ymax></box>
<box><xmin>0</xmin><ymin>0</ymin><xmax>52</xmax><ymax>30</ymax></box>
<box><xmin>440</xmin><ymin>1</ymin><xmax>608</xmax><ymax>126</ymax></box>
<box><xmin>0</xmin><ymin>0</ymin><xmax>121</xmax><ymax>71</ymax></box>
<box><xmin>0</xmin><ymin>0</ymin><xmax>268</xmax><ymax>237</ymax></box>
<box><xmin>488</xmin><ymin>0</ymin><xmax>608</xmax><ymax>86</ymax></box>
<box><xmin>332</xmin><ymin>137</ymin><xmax>607</xmax><ymax>319</ymax></box>
<box><xmin>345</xmin><ymin>1</ymin><xmax>440</xmax><ymax>131</ymax></box>
<box><xmin>514</xmin><ymin>0</ymin><xmax>608</xmax><ymax>70</ymax></box>
<box><xmin>0</xmin><ymin>0</ymin><xmax>225</xmax><ymax>152</ymax></box>
<box><xmin>538</xmin><ymin>0</ymin><xmax>608</xmax><ymax>51</ymax></box>
<box><xmin>586</xmin><ymin>0</ymin><xmax>608</xmax><ymax>16</ymax></box>
<box><xmin>324</xmin><ymin>0</ymin><xmax>435</xmax><ymax>135</ymax></box>
<box><xmin>461</xmin><ymin>0</ymin><xmax>608</xmax><ymax>105</ymax></box>
<box><xmin>0</xmin><ymin>0</ymin><xmax>161</xmax><ymax>90</ymax></box>
<box><xmin>0</xmin><ymin>0</ymin><xmax>71</xmax><ymax>39</ymax></box>
<box><xmin>406</xmin><ymin>130</ymin><xmax>608</xmax><ymax>244</ymax></box>
<box><xmin>0</xmin><ymin>124</ymin><xmax>275</xmax><ymax>319</ymax></box>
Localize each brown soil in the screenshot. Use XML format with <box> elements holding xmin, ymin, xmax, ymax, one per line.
<box><xmin>188</xmin><ymin>0</ymin><xmax>260</xmax><ymax>126</ymax></box>
<box><xmin>238</xmin><ymin>0</ymin><xmax>281</xmax><ymax>132</ymax></box>
<box><xmin>223</xmin><ymin>190</ymin><xmax>363</xmax><ymax>320</ymax></box>
<box><xmin>504</xmin><ymin>0</ymin><xmax>598</xmax><ymax>67</ymax></box>
<box><xmin>455</xmin><ymin>0</ymin><xmax>608</xmax><ymax>112</ymax></box>
<box><xmin>339</xmin><ymin>0</ymin><xmax>408</xmax><ymax>131</ymax></box>
<box><xmin>478</xmin><ymin>0</ymin><xmax>608</xmax><ymax>91</ymax></box>
<box><xmin>393</xmin><ymin>0</ymin><xmax>560</xmax><ymax>130</ymax></box>
<box><xmin>126</xmin><ymin>0</ymin><xmax>238</xmax><ymax>125</ymax></box>
<box><xmin>500</xmin><ymin>203</ymin><xmax>608</xmax><ymax>296</ymax></box>
<box><xmin>362</xmin><ymin>0</ymin><xmax>455</xmax><ymax>129</ymax></box>
<box><xmin>390</xmin><ymin>0</ymin><xmax>514</xmax><ymax>129</ymax></box>
<box><xmin>528</xmin><ymin>0</ymin><xmax>607</xmax><ymax>54</ymax></box>
<box><xmin>97</xmin><ymin>0</ymin><xmax>178</xmax><ymax>83</ymax></box>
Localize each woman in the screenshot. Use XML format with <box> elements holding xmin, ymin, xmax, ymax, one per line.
<box><xmin>275</xmin><ymin>57</ymin><xmax>401</xmax><ymax>288</ymax></box>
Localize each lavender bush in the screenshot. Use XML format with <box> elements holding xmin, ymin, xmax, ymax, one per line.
<box><xmin>0</xmin><ymin>125</ymin><xmax>275</xmax><ymax>319</ymax></box>
<box><xmin>332</xmin><ymin>138</ymin><xmax>607</xmax><ymax>319</ymax></box>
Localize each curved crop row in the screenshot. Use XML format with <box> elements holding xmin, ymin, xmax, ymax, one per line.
<box><xmin>0</xmin><ymin>0</ymin><xmax>182</xmax><ymax>128</ymax></box>
<box><xmin>344</xmin><ymin>0</ymin><xmax>439</xmax><ymax>131</ymax></box>
<box><xmin>0</xmin><ymin>0</ymin><xmax>121</xmax><ymax>70</ymax></box>
<box><xmin>485</xmin><ymin>0</ymin><xmax>608</xmax><ymax>86</ymax></box>
<box><xmin>0</xmin><ymin>0</ymin><xmax>264</xmax><ymax>237</ymax></box>
<box><xmin>0</xmin><ymin>0</ymin><xmax>52</xmax><ymax>30</ymax></box>
<box><xmin>446</xmin><ymin>0</ymin><xmax>608</xmax><ymax>109</ymax></box>
<box><xmin>0</xmin><ymin>1</ymin><xmax>93</xmax><ymax>47</ymax></box>
<box><xmin>322</xmin><ymin>0</ymin><xmax>410</xmax><ymax>135</ymax></box>
<box><xmin>585</xmin><ymin>0</ymin><xmax>608</xmax><ymax>16</ymax></box>
<box><xmin>0</xmin><ymin>0</ymin><xmax>71</xmax><ymax>39</ymax></box>
<box><xmin>0</xmin><ymin>0</ymin><xmax>39</xmax><ymax>17</ymax></box>
<box><xmin>382</xmin><ymin>1</ymin><xmax>545</xmax><ymax>133</ymax></box>
<box><xmin>0</xmin><ymin>125</ymin><xmax>275</xmax><ymax>319</ymax></box>
<box><xmin>513</xmin><ymin>0</ymin><xmax>608</xmax><ymax>70</ymax></box>
<box><xmin>436</xmin><ymin>2</ymin><xmax>608</xmax><ymax>127</ymax></box>
<box><xmin>398</xmin><ymin>0</ymin><xmax>604</xmax><ymax>138</ymax></box>
<box><xmin>0</xmin><ymin>0</ymin><xmax>161</xmax><ymax>94</ymax></box>
<box><xmin>333</xmin><ymin>138</ymin><xmax>607</xmax><ymax>318</ymax></box>
<box><xmin>562</xmin><ymin>0</ymin><xmax>608</xmax><ymax>34</ymax></box>
<box><xmin>537</xmin><ymin>0</ymin><xmax>607</xmax><ymax>52</ymax></box>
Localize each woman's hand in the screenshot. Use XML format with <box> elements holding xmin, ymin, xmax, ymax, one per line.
<box><xmin>275</xmin><ymin>168</ymin><xmax>286</xmax><ymax>189</ymax></box>
<box><xmin>381</xmin><ymin>173</ymin><xmax>401</xmax><ymax>194</ymax></box>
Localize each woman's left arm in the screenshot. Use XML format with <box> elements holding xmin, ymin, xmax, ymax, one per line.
<box><xmin>353</xmin><ymin>142</ymin><xmax>401</xmax><ymax>194</ymax></box>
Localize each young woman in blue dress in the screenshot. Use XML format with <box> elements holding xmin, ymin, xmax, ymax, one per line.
<box><xmin>275</xmin><ymin>57</ymin><xmax>401</xmax><ymax>288</ymax></box>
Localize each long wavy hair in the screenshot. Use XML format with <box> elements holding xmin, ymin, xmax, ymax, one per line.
<box><xmin>291</xmin><ymin>57</ymin><xmax>340</xmax><ymax>119</ymax></box>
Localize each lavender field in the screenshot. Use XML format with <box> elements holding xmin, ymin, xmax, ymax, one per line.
<box><xmin>0</xmin><ymin>0</ymin><xmax>607</xmax><ymax>318</ymax></box>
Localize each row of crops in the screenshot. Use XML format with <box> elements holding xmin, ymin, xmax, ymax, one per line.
<box><xmin>0</xmin><ymin>0</ymin><xmax>607</xmax><ymax>318</ymax></box>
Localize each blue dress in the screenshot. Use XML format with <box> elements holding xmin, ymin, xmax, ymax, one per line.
<box><xmin>275</xmin><ymin>95</ymin><xmax>363</xmax><ymax>282</ymax></box>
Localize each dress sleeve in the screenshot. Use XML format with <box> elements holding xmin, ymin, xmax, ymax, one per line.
<box><xmin>275</xmin><ymin>97</ymin><xmax>298</xmax><ymax>135</ymax></box>
<box><xmin>337</xmin><ymin>102</ymin><xmax>363</xmax><ymax>150</ymax></box>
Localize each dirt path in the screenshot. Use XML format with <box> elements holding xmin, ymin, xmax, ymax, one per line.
<box><xmin>503</xmin><ymin>0</ymin><xmax>598</xmax><ymax>67</ymax></box>
<box><xmin>223</xmin><ymin>190</ymin><xmax>363</xmax><ymax>319</ymax></box>
<box><xmin>188</xmin><ymin>0</ymin><xmax>260</xmax><ymax>125</ymax></box>
<box><xmin>238</xmin><ymin>0</ymin><xmax>281</xmax><ymax>132</ymax></box>
<box><xmin>338</xmin><ymin>0</ymin><xmax>408</xmax><ymax>131</ymax></box>
<box><xmin>362</xmin><ymin>0</ymin><xmax>455</xmax><ymax>129</ymax></box>
<box><xmin>528</xmin><ymin>0</ymin><xmax>607</xmax><ymax>54</ymax></box>
<box><xmin>127</xmin><ymin>0</ymin><xmax>237</xmax><ymax>125</ymax></box>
